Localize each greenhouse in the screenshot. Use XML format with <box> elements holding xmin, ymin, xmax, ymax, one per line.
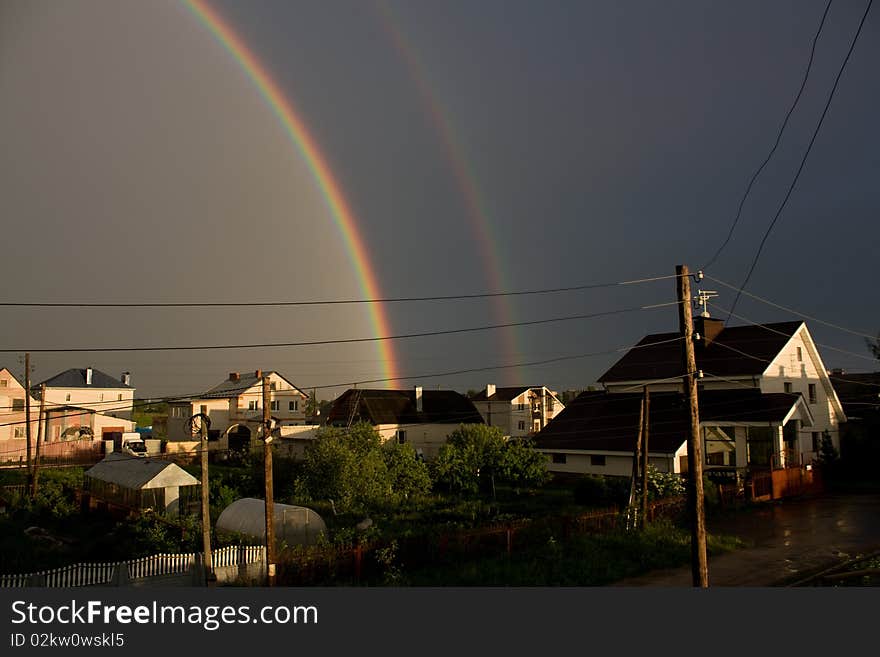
<box><xmin>216</xmin><ymin>498</ymin><xmax>327</xmax><ymax>548</ymax></box>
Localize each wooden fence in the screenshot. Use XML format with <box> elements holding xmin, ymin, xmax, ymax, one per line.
<box><xmin>0</xmin><ymin>545</ymin><xmax>265</xmax><ymax>588</ymax></box>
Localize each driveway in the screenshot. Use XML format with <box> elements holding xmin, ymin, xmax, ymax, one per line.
<box><xmin>613</xmin><ymin>493</ymin><xmax>880</xmax><ymax>586</ymax></box>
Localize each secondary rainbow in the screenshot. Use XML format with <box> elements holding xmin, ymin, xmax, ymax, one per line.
<box><xmin>375</xmin><ymin>1</ymin><xmax>523</xmax><ymax>380</ymax></box>
<box><xmin>183</xmin><ymin>0</ymin><xmax>398</xmax><ymax>384</ymax></box>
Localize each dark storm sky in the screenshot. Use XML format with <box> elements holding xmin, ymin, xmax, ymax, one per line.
<box><xmin>1</xmin><ymin>0</ymin><xmax>878</xmax><ymax>400</ymax></box>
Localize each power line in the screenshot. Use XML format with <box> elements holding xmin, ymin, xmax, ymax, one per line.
<box><xmin>0</xmin><ymin>273</ymin><xmax>681</xmax><ymax>308</ymax></box>
<box><xmin>702</xmin><ymin>0</ymin><xmax>835</xmax><ymax>270</ymax></box>
<box><xmin>716</xmin><ymin>303</ymin><xmax>879</xmax><ymax>364</ymax></box>
<box><xmin>0</xmin><ymin>300</ymin><xmax>681</xmax><ymax>353</ymax></box>
<box><xmin>706</xmin><ymin>274</ymin><xmax>876</xmax><ymax>339</ymax></box>
<box><xmin>728</xmin><ymin>0</ymin><xmax>874</xmax><ymax>320</ymax></box>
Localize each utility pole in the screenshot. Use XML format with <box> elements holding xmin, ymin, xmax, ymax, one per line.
<box><xmin>24</xmin><ymin>353</ymin><xmax>33</xmax><ymax>495</ymax></box>
<box><xmin>200</xmin><ymin>417</ymin><xmax>213</xmax><ymax>586</ymax></box>
<box><xmin>33</xmin><ymin>383</ymin><xmax>46</xmax><ymax>497</ymax></box>
<box><xmin>262</xmin><ymin>375</ymin><xmax>276</xmax><ymax>586</ymax></box>
<box><xmin>676</xmin><ymin>264</ymin><xmax>709</xmax><ymax>587</ymax></box>
<box><xmin>640</xmin><ymin>386</ymin><xmax>650</xmax><ymax>530</ymax></box>
<box><xmin>627</xmin><ymin>393</ymin><xmax>645</xmax><ymax>529</ymax></box>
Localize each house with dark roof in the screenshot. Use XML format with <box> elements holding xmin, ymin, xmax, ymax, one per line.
<box><xmin>166</xmin><ymin>370</ymin><xmax>311</xmax><ymax>452</ymax></box>
<box><xmin>469</xmin><ymin>385</ymin><xmax>564</xmax><ymax>437</ymax></box>
<box><xmin>34</xmin><ymin>367</ymin><xmax>135</xmax><ymax>423</ymax></box>
<box><xmin>534</xmin><ymin>317</ymin><xmax>845</xmax><ymax>476</ymax></box>
<box><xmin>326</xmin><ymin>387</ymin><xmax>484</xmax><ymax>459</ymax></box>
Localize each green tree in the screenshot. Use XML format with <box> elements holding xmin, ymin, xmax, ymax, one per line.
<box><xmin>434</xmin><ymin>424</ymin><xmax>549</xmax><ymax>495</ymax></box>
<box><xmin>294</xmin><ymin>423</ymin><xmax>430</xmax><ymax>512</ymax></box>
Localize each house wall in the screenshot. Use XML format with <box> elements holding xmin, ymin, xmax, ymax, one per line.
<box><xmin>375</xmin><ymin>423</ymin><xmax>461</xmax><ymax>460</ymax></box>
<box><xmin>0</xmin><ymin>369</ymin><xmax>39</xmax><ymax>442</ymax></box>
<box><xmin>230</xmin><ymin>373</ymin><xmax>308</xmax><ymax>425</ymax></box>
<box><xmin>539</xmin><ymin>450</ymin><xmax>678</xmax><ymax>476</ymax></box>
<box><xmin>473</xmin><ymin>401</ymin><xmax>512</xmax><ymax>435</ymax></box>
<box><xmin>42</xmin><ymin>387</ymin><xmax>135</xmax><ymax>421</ymax></box>
<box><xmin>474</xmin><ymin>388</ymin><xmax>564</xmax><ymax>438</ymax></box>
<box><xmin>761</xmin><ymin>326</ymin><xmax>842</xmax><ymax>460</ymax></box>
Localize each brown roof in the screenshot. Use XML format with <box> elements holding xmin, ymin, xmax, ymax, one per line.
<box><xmin>598</xmin><ymin>321</ymin><xmax>803</xmax><ymax>382</ymax></box>
<box><xmin>327</xmin><ymin>389</ymin><xmax>484</xmax><ymax>426</ymax></box>
<box><xmin>533</xmin><ymin>389</ymin><xmax>807</xmax><ymax>454</ymax></box>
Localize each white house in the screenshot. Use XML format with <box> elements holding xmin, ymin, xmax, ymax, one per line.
<box><xmin>166</xmin><ymin>370</ymin><xmax>310</xmax><ymax>452</ymax></box>
<box><xmin>35</xmin><ymin>367</ymin><xmax>135</xmax><ymax>422</ymax></box>
<box><xmin>469</xmin><ymin>385</ymin><xmax>564</xmax><ymax>437</ymax></box>
<box><xmin>326</xmin><ymin>387</ymin><xmax>485</xmax><ymax>459</ymax></box>
<box><xmin>535</xmin><ymin>318</ymin><xmax>845</xmax><ymax>477</ymax></box>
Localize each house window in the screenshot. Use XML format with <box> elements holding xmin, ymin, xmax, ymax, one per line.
<box><xmin>517</xmin><ymin>421</ymin><xmax>526</xmax><ymax>431</ymax></box>
<box><xmin>14</xmin><ymin>426</ymin><xmax>25</xmax><ymax>438</ymax></box>
<box><xmin>66</xmin><ymin>394</ymin><xmax>71</xmax><ymax>402</ymax></box>
<box><xmin>200</xmin><ymin>405</ymin><xmax>208</xmax><ymax>416</ymax></box>
<box><xmin>270</xmin><ymin>382</ymin><xmax>277</xmax><ymax>391</ymax></box>
<box><xmin>590</xmin><ymin>455</ymin><xmax>606</xmax><ymax>466</ymax></box>
<box><xmin>118</xmin><ymin>394</ymin><xmax>123</xmax><ymax>401</ymax></box>
<box><xmin>396</xmin><ymin>430</ymin><xmax>406</xmax><ymax>444</ymax></box>
<box><xmin>270</xmin><ymin>400</ymin><xmax>279</xmax><ymax>411</ymax></box>
<box><xmin>248</xmin><ymin>400</ymin><xmax>259</xmax><ymax>411</ymax></box>
<box><xmin>796</xmin><ymin>346</ymin><xmax>803</xmax><ymax>362</ymax></box>
<box><xmin>552</xmin><ymin>453</ymin><xmax>567</xmax><ymax>464</ymax></box>
<box><xmin>812</xmin><ymin>432</ymin><xmax>821</xmax><ymax>452</ymax></box>
<box><xmin>784</xmin><ymin>382</ymin><xmax>793</xmax><ymax>394</ymax></box>
<box><xmin>808</xmin><ymin>384</ymin><xmax>817</xmax><ymax>404</ymax></box>
<box><xmin>0</xmin><ymin>379</ymin><xmax>7</xmax><ymax>387</ymax></box>
<box><xmin>12</xmin><ymin>398</ymin><xmax>24</xmax><ymax>412</ymax></box>
<box><xmin>289</xmin><ymin>400</ymin><xmax>299</xmax><ymax>412</ymax></box>
<box><xmin>100</xmin><ymin>393</ymin><xmax>104</xmax><ymax>402</ymax></box>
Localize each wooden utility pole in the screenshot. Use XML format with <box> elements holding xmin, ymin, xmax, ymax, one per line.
<box><xmin>676</xmin><ymin>264</ymin><xmax>709</xmax><ymax>587</ymax></box>
<box><xmin>200</xmin><ymin>417</ymin><xmax>213</xmax><ymax>585</ymax></box>
<box><xmin>24</xmin><ymin>353</ymin><xmax>33</xmax><ymax>495</ymax></box>
<box><xmin>262</xmin><ymin>376</ymin><xmax>276</xmax><ymax>586</ymax></box>
<box><xmin>33</xmin><ymin>383</ymin><xmax>46</xmax><ymax>496</ymax></box>
<box><xmin>627</xmin><ymin>394</ymin><xmax>645</xmax><ymax>529</ymax></box>
<box><xmin>640</xmin><ymin>386</ymin><xmax>650</xmax><ymax>529</ymax></box>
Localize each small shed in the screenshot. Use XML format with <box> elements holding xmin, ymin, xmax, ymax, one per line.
<box><xmin>84</xmin><ymin>453</ymin><xmax>200</xmax><ymax>516</ymax></box>
<box><xmin>216</xmin><ymin>498</ymin><xmax>326</xmax><ymax>548</ymax></box>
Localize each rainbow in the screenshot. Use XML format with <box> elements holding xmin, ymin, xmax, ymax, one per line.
<box><xmin>182</xmin><ymin>0</ymin><xmax>398</xmax><ymax>385</ymax></box>
<box><xmin>375</xmin><ymin>1</ymin><xmax>522</xmax><ymax>381</ymax></box>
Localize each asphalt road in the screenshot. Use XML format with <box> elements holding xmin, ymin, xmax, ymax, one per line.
<box><xmin>613</xmin><ymin>493</ymin><xmax>880</xmax><ymax>586</ymax></box>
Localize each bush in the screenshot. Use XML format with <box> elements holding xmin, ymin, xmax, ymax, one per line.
<box><xmin>573</xmin><ymin>475</ymin><xmax>631</xmax><ymax>507</ymax></box>
<box><xmin>646</xmin><ymin>466</ymin><xmax>685</xmax><ymax>500</ymax></box>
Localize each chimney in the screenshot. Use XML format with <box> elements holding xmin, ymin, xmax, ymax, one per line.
<box><xmin>694</xmin><ymin>317</ymin><xmax>724</xmax><ymax>347</ymax></box>
<box><xmin>86</xmin><ymin>367</ymin><xmax>93</xmax><ymax>386</ymax></box>
<box><xmin>415</xmin><ymin>386</ymin><xmax>423</xmax><ymax>413</ymax></box>
<box><xmin>486</xmin><ymin>383</ymin><xmax>496</xmax><ymax>399</ymax></box>
<box><xmin>254</xmin><ymin>369</ymin><xmax>263</xmax><ymax>379</ymax></box>
<box><xmin>121</xmin><ymin>372</ymin><xmax>131</xmax><ymax>386</ymax></box>
<box><xmin>229</xmin><ymin>372</ymin><xmax>240</xmax><ymax>382</ymax></box>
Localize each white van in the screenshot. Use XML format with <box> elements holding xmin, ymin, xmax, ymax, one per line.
<box><xmin>120</xmin><ymin>432</ymin><xmax>147</xmax><ymax>458</ymax></box>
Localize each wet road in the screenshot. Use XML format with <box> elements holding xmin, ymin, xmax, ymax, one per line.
<box><xmin>614</xmin><ymin>493</ymin><xmax>880</xmax><ymax>586</ymax></box>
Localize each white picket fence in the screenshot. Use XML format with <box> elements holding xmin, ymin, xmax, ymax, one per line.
<box><xmin>0</xmin><ymin>545</ymin><xmax>265</xmax><ymax>588</ymax></box>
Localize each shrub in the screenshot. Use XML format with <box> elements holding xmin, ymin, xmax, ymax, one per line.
<box><xmin>646</xmin><ymin>466</ymin><xmax>685</xmax><ymax>500</ymax></box>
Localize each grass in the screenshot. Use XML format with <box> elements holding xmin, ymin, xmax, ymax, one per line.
<box><xmin>397</xmin><ymin>521</ymin><xmax>744</xmax><ymax>586</ymax></box>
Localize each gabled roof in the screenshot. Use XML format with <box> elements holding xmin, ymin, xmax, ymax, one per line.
<box><xmin>598</xmin><ymin>321</ymin><xmax>804</xmax><ymax>382</ymax></box>
<box><xmin>470</xmin><ymin>386</ymin><xmax>552</xmax><ymax>402</ymax></box>
<box><xmin>84</xmin><ymin>453</ymin><xmax>199</xmax><ymax>489</ymax></box>
<box><xmin>0</xmin><ymin>367</ymin><xmax>24</xmax><ymax>390</ymax></box>
<box><xmin>327</xmin><ymin>389</ymin><xmax>484</xmax><ymax>426</ymax></box>
<box><xmin>36</xmin><ymin>368</ymin><xmax>131</xmax><ymax>389</ymax></box>
<box><xmin>200</xmin><ymin>371</ymin><xmax>306</xmax><ymax>399</ymax></box>
<box><xmin>533</xmin><ymin>389</ymin><xmax>810</xmax><ymax>454</ymax></box>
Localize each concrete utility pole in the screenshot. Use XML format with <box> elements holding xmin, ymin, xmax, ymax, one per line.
<box><xmin>640</xmin><ymin>386</ymin><xmax>650</xmax><ymax>530</ymax></box>
<box><xmin>24</xmin><ymin>353</ymin><xmax>33</xmax><ymax>495</ymax></box>
<box><xmin>200</xmin><ymin>417</ymin><xmax>213</xmax><ymax>585</ymax></box>
<box><xmin>262</xmin><ymin>375</ymin><xmax>276</xmax><ymax>586</ymax></box>
<box><xmin>676</xmin><ymin>264</ymin><xmax>709</xmax><ymax>587</ymax></box>
<box><xmin>33</xmin><ymin>383</ymin><xmax>46</xmax><ymax>497</ymax></box>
